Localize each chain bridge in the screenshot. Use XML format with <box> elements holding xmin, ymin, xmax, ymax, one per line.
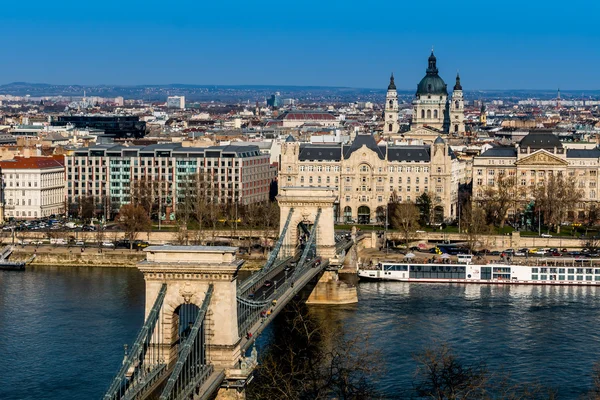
<box><xmin>102</xmin><ymin>187</ymin><xmax>359</xmax><ymax>400</ymax></box>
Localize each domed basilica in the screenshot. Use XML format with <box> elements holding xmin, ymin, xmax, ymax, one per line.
<box><xmin>384</xmin><ymin>51</ymin><xmax>465</xmax><ymax>140</ymax></box>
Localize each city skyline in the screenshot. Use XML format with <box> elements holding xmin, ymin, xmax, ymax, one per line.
<box><xmin>1</xmin><ymin>0</ymin><xmax>598</xmax><ymax>90</ymax></box>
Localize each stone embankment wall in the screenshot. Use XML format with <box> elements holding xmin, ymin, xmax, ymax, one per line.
<box><xmin>386</xmin><ymin>231</ymin><xmax>584</xmax><ymax>250</ymax></box>
<box><xmin>11</xmin><ymin>248</ymin><xmax>145</xmax><ymax>267</ymax></box>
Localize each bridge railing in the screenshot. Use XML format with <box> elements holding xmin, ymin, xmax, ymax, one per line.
<box><xmin>237</xmin><ymin>208</ymin><xmax>294</xmax><ymax>296</ymax></box>
<box><xmin>103</xmin><ymin>283</ymin><xmax>168</xmax><ymax>400</ymax></box>
<box><xmin>237</xmin><ymin>209</ymin><xmax>322</xmax><ymax>336</ymax></box>
<box><xmin>159</xmin><ymin>285</ymin><xmax>214</xmax><ymax>400</ymax></box>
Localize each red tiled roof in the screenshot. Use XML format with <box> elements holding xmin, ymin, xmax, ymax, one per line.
<box><xmin>0</xmin><ymin>156</ymin><xmax>64</xmax><ymax>170</ymax></box>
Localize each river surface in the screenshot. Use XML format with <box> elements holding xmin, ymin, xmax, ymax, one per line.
<box><xmin>1</xmin><ymin>266</ymin><xmax>600</xmax><ymax>399</ymax></box>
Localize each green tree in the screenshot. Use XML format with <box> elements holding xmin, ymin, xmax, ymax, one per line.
<box><xmin>416</xmin><ymin>192</ymin><xmax>433</xmax><ymax>225</ymax></box>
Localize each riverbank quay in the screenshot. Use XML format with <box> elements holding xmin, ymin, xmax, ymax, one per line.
<box><xmin>10</xmin><ymin>246</ymin><xmax>268</xmax><ymax>269</ymax></box>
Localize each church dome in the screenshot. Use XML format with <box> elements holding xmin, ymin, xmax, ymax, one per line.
<box><xmin>416</xmin><ymin>51</ymin><xmax>448</xmax><ymax>96</ymax></box>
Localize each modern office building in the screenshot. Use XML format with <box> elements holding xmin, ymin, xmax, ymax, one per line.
<box><xmin>0</xmin><ymin>156</ymin><xmax>65</xmax><ymax>219</ymax></box>
<box><xmin>167</xmin><ymin>96</ymin><xmax>185</xmax><ymax>109</ymax></box>
<box><xmin>51</xmin><ymin>115</ymin><xmax>147</xmax><ymax>138</ymax></box>
<box><xmin>66</xmin><ymin>143</ymin><xmax>276</xmax><ymax>216</ymax></box>
<box><xmin>279</xmin><ymin>133</ymin><xmax>466</xmax><ymax>223</ymax></box>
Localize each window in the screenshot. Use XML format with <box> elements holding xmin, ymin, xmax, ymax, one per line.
<box><xmin>433</xmin><ymin>109</ymin><xmax>438</xmax><ymax>118</ymax></box>
<box><xmin>427</xmin><ymin>110</ymin><xmax>431</xmax><ymax>118</ymax></box>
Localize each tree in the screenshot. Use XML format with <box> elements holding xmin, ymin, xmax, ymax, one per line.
<box><xmin>413</xmin><ymin>343</ymin><xmax>556</xmax><ymax>400</ymax></box>
<box><xmin>460</xmin><ymin>202</ymin><xmax>493</xmax><ymax>253</ymax></box>
<box><xmin>248</xmin><ymin>302</ymin><xmax>383</xmax><ymax>400</ymax></box>
<box><xmin>416</xmin><ymin>192</ymin><xmax>433</xmax><ymax>225</ymax></box>
<box><xmin>389</xmin><ymin>199</ymin><xmax>420</xmax><ymax>248</ymax></box>
<box><xmin>478</xmin><ymin>175</ymin><xmax>521</xmax><ymax>228</ymax></box>
<box><xmin>532</xmin><ymin>174</ymin><xmax>583</xmax><ymax>233</ymax></box>
<box><xmin>119</xmin><ymin>204</ymin><xmax>152</xmax><ymax>249</ymax></box>
<box><xmin>80</xmin><ymin>196</ymin><xmax>95</xmax><ymax>223</ymax></box>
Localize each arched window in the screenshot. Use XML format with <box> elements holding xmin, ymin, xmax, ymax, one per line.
<box><xmin>455</xmin><ymin>101</ymin><xmax>459</xmax><ymax>109</ymax></box>
<box><xmin>427</xmin><ymin>110</ymin><xmax>431</xmax><ymax>119</ymax></box>
<box><xmin>421</xmin><ymin>109</ymin><xmax>425</xmax><ymax>118</ymax></box>
<box><xmin>389</xmin><ymin>100</ymin><xmax>393</xmax><ymax>108</ymax></box>
<box><xmin>388</xmin><ymin>123</ymin><xmax>393</xmax><ymax>132</ymax></box>
<box><xmin>454</xmin><ymin>124</ymin><xmax>459</xmax><ymax>133</ymax></box>
<box><xmin>433</xmin><ymin>109</ymin><xmax>438</xmax><ymax>118</ymax></box>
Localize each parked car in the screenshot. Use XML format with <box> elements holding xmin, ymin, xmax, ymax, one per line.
<box><xmin>102</xmin><ymin>241</ymin><xmax>115</xmax><ymax>248</ymax></box>
<box><xmin>75</xmin><ymin>240</ymin><xmax>85</xmax><ymax>246</ymax></box>
<box><xmin>541</xmin><ymin>233</ymin><xmax>553</xmax><ymax>238</ymax></box>
<box><xmin>514</xmin><ymin>249</ymin><xmax>527</xmax><ymax>256</ymax></box>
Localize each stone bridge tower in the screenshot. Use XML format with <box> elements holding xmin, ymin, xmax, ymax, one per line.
<box><xmin>139</xmin><ymin>246</ymin><xmax>243</xmax><ymax>369</ymax></box>
<box><xmin>276</xmin><ymin>187</ymin><xmax>337</xmax><ymax>261</ymax></box>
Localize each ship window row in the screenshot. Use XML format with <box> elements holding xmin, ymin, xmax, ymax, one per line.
<box><xmin>532</xmin><ymin>268</ymin><xmax>600</xmax><ymax>274</ymax></box>
<box><xmin>531</xmin><ymin>274</ymin><xmax>600</xmax><ymax>281</ymax></box>
<box><xmin>409</xmin><ymin>265</ymin><xmax>466</xmax><ymax>273</ymax></box>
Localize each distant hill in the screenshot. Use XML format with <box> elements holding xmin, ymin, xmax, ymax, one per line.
<box><xmin>0</xmin><ymin>82</ymin><xmax>598</xmax><ymax>103</ymax></box>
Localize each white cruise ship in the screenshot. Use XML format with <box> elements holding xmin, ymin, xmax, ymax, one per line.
<box><xmin>358</xmin><ymin>255</ymin><xmax>600</xmax><ymax>285</ymax></box>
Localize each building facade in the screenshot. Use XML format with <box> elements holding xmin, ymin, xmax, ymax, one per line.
<box><xmin>167</xmin><ymin>96</ymin><xmax>185</xmax><ymax>109</ymax></box>
<box><xmin>279</xmin><ymin>134</ymin><xmax>466</xmax><ymax>223</ymax></box>
<box><xmin>383</xmin><ymin>51</ymin><xmax>466</xmax><ymax>142</ymax></box>
<box><xmin>66</xmin><ymin>144</ymin><xmax>276</xmax><ymax>217</ymax></box>
<box><xmin>411</xmin><ymin>51</ymin><xmax>451</xmax><ymax>132</ymax></box>
<box><xmin>472</xmin><ymin>132</ymin><xmax>600</xmax><ymax>220</ymax></box>
<box><xmin>0</xmin><ymin>157</ymin><xmax>65</xmax><ymax>219</ymax></box>
<box><xmin>384</xmin><ymin>74</ymin><xmax>400</xmax><ymax>135</ymax></box>
<box><xmin>449</xmin><ymin>73</ymin><xmax>465</xmax><ymax>135</ymax></box>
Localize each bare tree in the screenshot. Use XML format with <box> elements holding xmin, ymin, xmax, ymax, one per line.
<box><xmin>478</xmin><ymin>175</ymin><xmax>522</xmax><ymax>228</ymax></box>
<box><xmin>413</xmin><ymin>343</ymin><xmax>557</xmax><ymax>400</ymax></box>
<box><xmin>119</xmin><ymin>204</ymin><xmax>152</xmax><ymax>249</ymax></box>
<box><xmin>460</xmin><ymin>201</ymin><xmax>493</xmax><ymax>253</ymax></box>
<box><xmin>532</xmin><ymin>174</ymin><xmax>583</xmax><ymax>233</ymax></box>
<box><xmin>389</xmin><ymin>200</ymin><xmax>420</xmax><ymax>248</ymax></box>
<box><xmin>248</xmin><ymin>302</ymin><xmax>383</xmax><ymax>400</ymax></box>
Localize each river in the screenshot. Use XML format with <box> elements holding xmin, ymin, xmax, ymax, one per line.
<box><xmin>1</xmin><ymin>266</ymin><xmax>599</xmax><ymax>399</ymax></box>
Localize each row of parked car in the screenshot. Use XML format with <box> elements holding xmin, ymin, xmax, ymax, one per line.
<box><xmin>3</xmin><ymin>219</ymin><xmax>97</xmax><ymax>232</ymax></box>
<box><xmin>17</xmin><ymin>238</ymin><xmax>150</xmax><ymax>249</ymax></box>
<box><xmin>485</xmin><ymin>248</ymin><xmax>599</xmax><ymax>257</ymax></box>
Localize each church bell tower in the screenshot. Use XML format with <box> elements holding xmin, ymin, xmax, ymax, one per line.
<box><xmin>384</xmin><ymin>73</ymin><xmax>399</xmax><ymax>135</ymax></box>
<box><xmin>450</xmin><ymin>73</ymin><xmax>465</xmax><ymax>135</ymax></box>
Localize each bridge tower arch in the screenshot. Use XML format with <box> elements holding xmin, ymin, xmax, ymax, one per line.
<box><xmin>139</xmin><ymin>246</ymin><xmax>244</xmax><ymax>369</ymax></box>
<box><xmin>277</xmin><ymin>187</ymin><xmax>337</xmax><ymax>261</ymax></box>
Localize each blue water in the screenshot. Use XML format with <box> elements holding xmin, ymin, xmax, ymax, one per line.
<box><xmin>1</xmin><ymin>267</ymin><xmax>600</xmax><ymax>399</ymax></box>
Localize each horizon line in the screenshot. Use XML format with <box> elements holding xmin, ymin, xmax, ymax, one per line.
<box><xmin>0</xmin><ymin>81</ymin><xmax>598</xmax><ymax>94</ymax></box>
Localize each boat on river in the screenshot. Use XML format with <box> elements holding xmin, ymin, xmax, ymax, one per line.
<box><xmin>358</xmin><ymin>255</ymin><xmax>600</xmax><ymax>285</ymax></box>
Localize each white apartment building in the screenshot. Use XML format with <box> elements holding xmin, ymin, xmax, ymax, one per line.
<box><xmin>167</xmin><ymin>96</ymin><xmax>186</xmax><ymax>109</ymax></box>
<box><xmin>0</xmin><ymin>157</ymin><xmax>65</xmax><ymax>219</ymax></box>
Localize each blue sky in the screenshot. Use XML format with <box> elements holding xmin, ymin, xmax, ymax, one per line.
<box><xmin>1</xmin><ymin>0</ymin><xmax>598</xmax><ymax>90</ymax></box>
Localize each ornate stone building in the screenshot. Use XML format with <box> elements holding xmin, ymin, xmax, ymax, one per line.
<box><xmin>279</xmin><ymin>134</ymin><xmax>466</xmax><ymax>223</ymax></box>
<box><xmin>385</xmin><ymin>51</ymin><xmax>466</xmax><ymax>142</ymax></box>
<box><xmin>472</xmin><ymin>132</ymin><xmax>600</xmax><ymax>220</ymax></box>
<box><xmin>384</xmin><ymin>74</ymin><xmax>400</xmax><ymax>135</ymax></box>
<box><xmin>450</xmin><ymin>73</ymin><xmax>465</xmax><ymax>135</ymax></box>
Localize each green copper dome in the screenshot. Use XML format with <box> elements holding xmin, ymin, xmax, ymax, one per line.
<box><xmin>416</xmin><ymin>51</ymin><xmax>448</xmax><ymax>96</ymax></box>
